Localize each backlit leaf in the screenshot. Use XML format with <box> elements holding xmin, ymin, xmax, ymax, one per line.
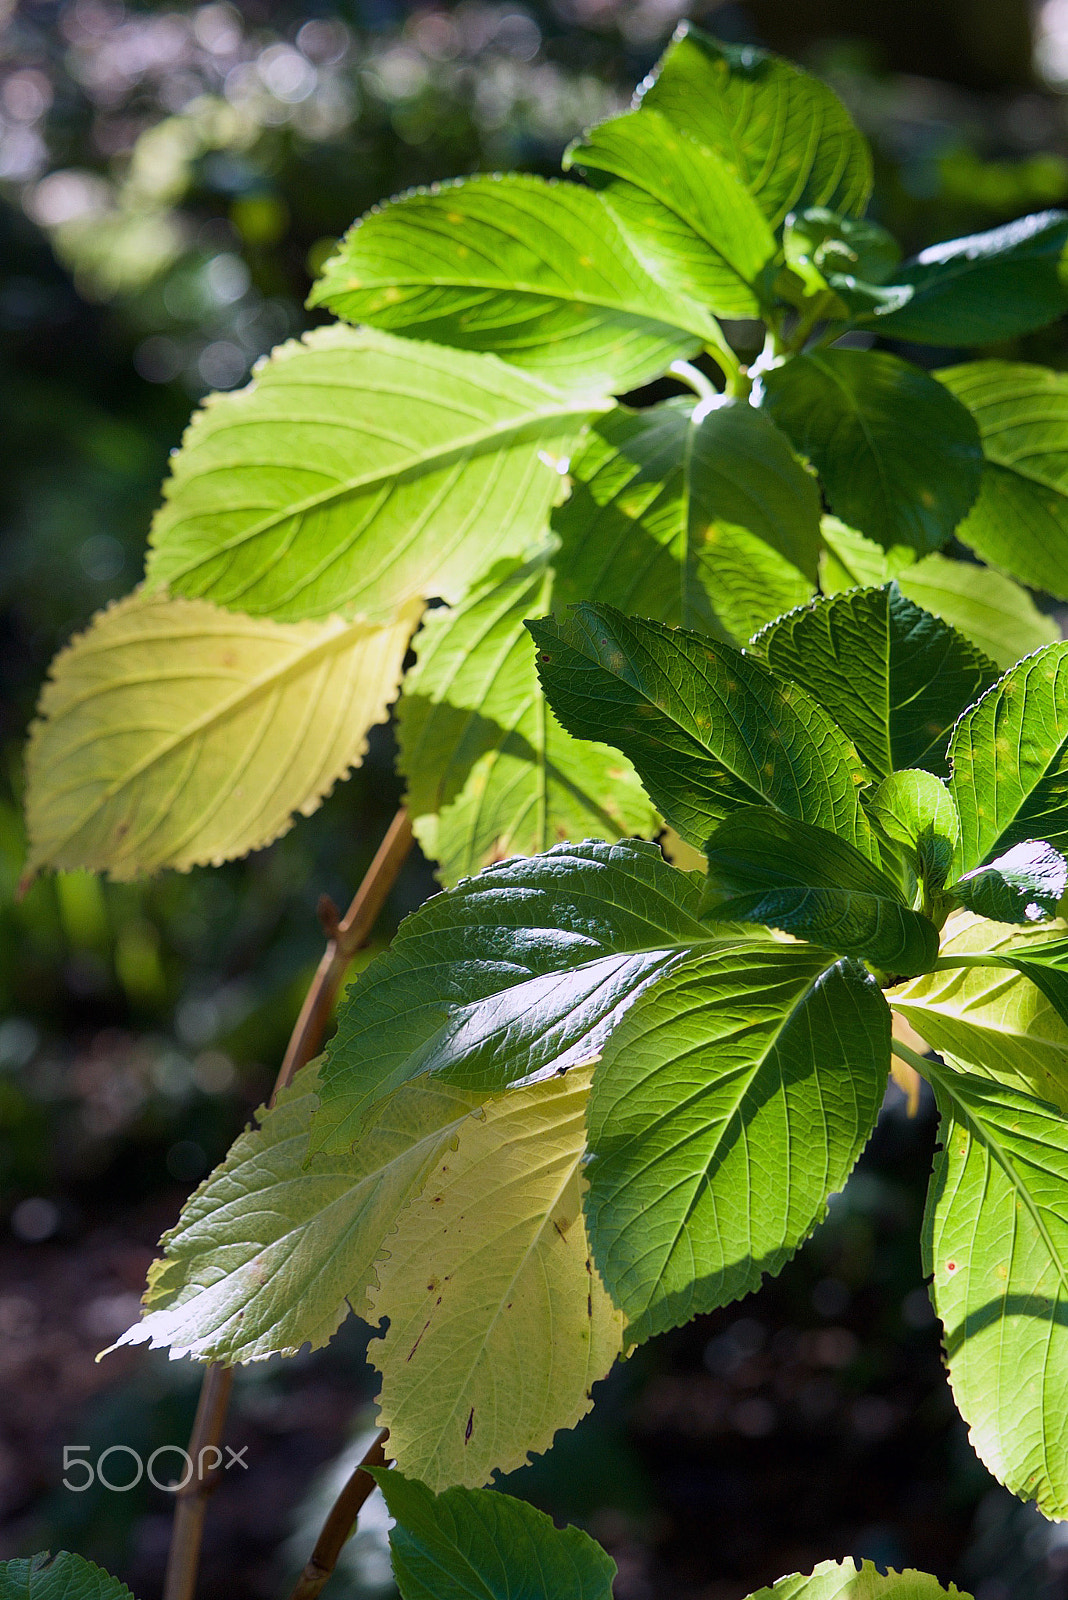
<box><xmin>307</xmin><ymin>176</ymin><xmax>718</xmax><ymax>395</ymax></box>
<box><xmin>756</xmin><ymin>583</ymin><xmax>997</xmax><ymax>780</ymax></box>
<box><xmin>762</xmin><ymin>351</ymin><xmax>982</xmax><ymax>557</ymax></box>
<box><xmin>370</xmin><ymin>1068</ymin><xmax>624</xmax><ymax>1488</ymax></box>
<box><xmin>374</xmin><ymin>1473</ymin><xmax>616</xmax><ymax>1600</ymax></box>
<box><xmin>529</xmin><ymin>603</ymin><xmax>873</xmax><ymax>852</ymax></box>
<box><xmin>145</xmin><ymin>325</ymin><xmax>601</xmax><ymax>622</ymax></box>
<box><xmin>866</xmin><ymin>769</ymin><xmax>959</xmax><ymax>894</ymax></box>
<box><xmin>23</xmin><ymin>591</ymin><xmax>417</xmax><ymax>881</ymax></box>
<box><xmin>0</xmin><ymin>1555</ymin><xmax>135</xmax><ymax>1600</ymax></box>
<box><xmin>638</xmin><ymin>24</ymin><xmax>872</xmax><ymax>226</ymax></box>
<box><xmin>923</xmin><ymin>1056</ymin><xmax>1068</xmax><ymax>1519</ymax></box>
<box><xmin>951</xmin><ymin>840</ymin><xmax>1068</xmax><ymax>924</ymax></box>
<box><xmin>585</xmin><ymin>942</ymin><xmax>889</xmax><ymax>1342</ymax></box>
<box><xmin>747</xmin><ymin>1561</ymin><xmax>969</xmax><ymax>1599</ymax></box>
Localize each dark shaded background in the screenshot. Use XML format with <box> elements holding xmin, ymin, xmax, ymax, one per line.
<box><xmin>2</xmin><ymin>1</ymin><xmax>1068</xmax><ymax>1597</ymax></box>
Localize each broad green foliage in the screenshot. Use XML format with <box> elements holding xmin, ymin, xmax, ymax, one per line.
<box><xmin>22</xmin><ymin>592</ymin><xmax>418</xmax><ymax>881</ymax></box>
<box><xmin>948</xmin><ymin>641</ymin><xmax>1068</xmax><ymax>874</ymax></box>
<box><xmin>374</xmin><ymin>1473</ymin><xmax>617</xmax><ymax>1600</ymax></box>
<box><xmin>146</xmin><ymin>325</ymin><xmax>600</xmax><ymax>622</ymax></box>
<box><xmin>307</xmin><ymin>175</ymin><xmax>713</xmax><ymax>394</ymax></box>
<box><xmin>310</xmin><ymin>838</ymin><xmax>718</xmax><ymax>1154</ymax></box>
<box><xmin>762</xmin><ymin>350</ymin><xmax>982</xmax><ymax>556</ymax></box>
<box><xmin>755</xmin><ymin>583</ymin><xmax>997</xmax><ymax>780</ymax></box>
<box><xmin>867</xmin><ymin>770</ymin><xmax>959</xmax><ymax>895</ymax></box>
<box><xmin>584</xmin><ymin>943</ymin><xmax>888</xmax><ymax>1342</ymax></box>
<box><xmin>529</xmin><ymin>604</ymin><xmax>872</xmax><ymax>853</ymax></box>
<box><xmin>940</xmin><ymin>362</ymin><xmax>1068</xmax><ymax>600</ymax></box>
<box><xmin>952</xmin><ymin>840</ymin><xmax>1068</xmax><ymax>924</ymax></box>
<box><xmin>637</xmin><ymin>24</ymin><xmax>872</xmax><ymax>225</ymax></box>
<box><xmin>0</xmin><ymin>1555</ymin><xmax>135</xmax><ymax>1600</ymax></box>
<box><xmin>747</xmin><ymin>1561</ymin><xmax>969</xmax><ymax>1598</ymax></box>
<box><xmin>369</xmin><ymin>1068</ymin><xmax>624</xmax><ymax>1488</ymax></box>
<box><xmin>923</xmin><ymin>1057</ymin><xmax>1068</xmax><ymax>1519</ymax></box>
<box><xmin>701</xmin><ymin>808</ymin><xmax>939</xmax><ymax>974</ymax></box>
<box><xmin>110</xmin><ymin>1064</ymin><xmax>483</xmax><ymax>1362</ymax></box>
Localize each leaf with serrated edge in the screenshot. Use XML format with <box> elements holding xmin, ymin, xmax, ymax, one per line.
<box><xmin>746</xmin><ymin>1560</ymin><xmax>970</xmax><ymax>1598</ymax></box>
<box><xmin>639</xmin><ymin>24</ymin><xmax>872</xmax><ymax>226</ymax></box>
<box><xmin>939</xmin><ymin>361</ymin><xmax>1068</xmax><ymax>601</ymax></box>
<box><xmin>952</xmin><ymin>840</ymin><xmax>1068</xmax><ymax>925</ymax></box>
<box><xmin>762</xmin><ymin>350</ymin><xmax>982</xmax><ymax>558</ymax></box>
<box><xmin>370</xmin><ymin>1067</ymin><xmax>624</xmax><ymax>1489</ymax></box>
<box><xmin>0</xmin><ymin>1554</ymin><xmax>136</xmax><ymax>1600</ymax></box>
<box><xmin>145</xmin><ymin>325</ymin><xmax>603</xmax><ymax>622</ymax></box>
<box><xmin>756</xmin><ymin>583</ymin><xmax>997</xmax><ymax>781</ymax></box>
<box><xmin>818</xmin><ymin>518</ymin><xmax>1058</xmax><ymax>671</ymax></box>
<box><xmin>891</xmin><ymin>913</ymin><xmax>1068</xmax><ymax>1114</ymax></box>
<box><xmin>109</xmin><ymin>1064</ymin><xmax>483</xmax><ymax>1363</ymax></box>
<box><xmin>372</xmin><ymin>1472</ymin><xmax>617</xmax><ymax>1600</ymax></box>
<box><xmin>310</xmin><ymin>838</ymin><xmax>735</xmax><ymax>1156</ymax></box>
<box><xmin>923</xmin><ymin>1057</ymin><xmax>1068</xmax><ymax>1519</ymax></box>
<box><xmin>399</xmin><ymin>398</ymin><xmax>819</xmax><ymax>882</ymax></box>
<box><xmin>948</xmin><ymin>640</ymin><xmax>1068</xmax><ymax>876</ymax></box>
<box><xmin>585</xmin><ymin>943</ymin><xmax>889</xmax><ymax>1343</ymax></box>
<box><xmin>702</xmin><ymin>807</ymin><xmax>938</xmax><ymax>975</ymax></box>
<box><xmin>565</xmin><ymin>109</ymin><xmax>776</xmax><ymax>318</ymax></box>
<box><xmin>308</xmin><ymin>175</ymin><xmax>717</xmax><ymax>395</ymax></box>
<box><xmin>22</xmin><ymin>591</ymin><xmax>417</xmax><ymax>882</ymax></box>
<box><xmin>529</xmin><ymin>604</ymin><xmax>873</xmax><ymax>854</ymax></box>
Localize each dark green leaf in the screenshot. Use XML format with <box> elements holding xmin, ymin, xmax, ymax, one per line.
<box><xmin>564</xmin><ymin>109</ymin><xmax>776</xmax><ymax>318</ymax></box>
<box><xmin>938</xmin><ymin>361</ymin><xmax>1068</xmax><ymax>601</ymax></box>
<box><xmin>948</xmin><ymin>641</ymin><xmax>1068</xmax><ymax>873</ymax></box>
<box><xmin>308</xmin><ymin>174</ymin><xmax>719</xmax><ymax>395</ymax></box>
<box><xmin>701</xmin><ymin>807</ymin><xmax>938</xmax><ymax>974</ymax></box>
<box><xmin>639</xmin><ymin>24</ymin><xmax>872</xmax><ymax>226</ymax></box>
<box><xmin>866</xmin><ymin>769</ymin><xmax>960</xmax><ymax>893</ymax></box>
<box><xmin>0</xmin><ymin>1555</ymin><xmax>134</xmax><ymax>1600</ymax></box>
<box><xmin>950</xmin><ymin>840</ymin><xmax>1068</xmax><ymax>924</ymax></box>
<box><xmin>585</xmin><ymin>942</ymin><xmax>889</xmax><ymax>1341</ymax></box>
<box><xmin>309</xmin><ymin>838</ymin><xmax>726</xmax><ymax>1153</ymax></box>
<box><xmin>755</xmin><ymin>582</ymin><xmax>997</xmax><ymax>780</ymax></box>
<box><xmin>860</xmin><ymin>211</ymin><xmax>1068</xmax><ymax>345</ymax></box>
<box><xmin>528</xmin><ymin>604</ymin><xmax>873</xmax><ymax>852</ymax></box>
<box><xmin>762</xmin><ymin>351</ymin><xmax>982</xmax><ymax>556</ymax></box>
<box><xmin>784</xmin><ymin>208</ymin><xmax>901</xmax><ymax>295</ymax></box>
<box><xmin>373</xmin><ymin>1472</ymin><xmax>616</xmax><ymax>1600</ymax></box>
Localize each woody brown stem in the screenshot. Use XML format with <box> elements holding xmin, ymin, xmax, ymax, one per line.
<box><xmin>287</xmin><ymin>1430</ymin><xmax>392</xmax><ymax>1600</ymax></box>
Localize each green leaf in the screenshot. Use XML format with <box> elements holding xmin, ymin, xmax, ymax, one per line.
<box><xmin>866</xmin><ymin>769</ymin><xmax>960</xmax><ymax>893</ymax></box>
<box><xmin>976</xmin><ymin>933</ymin><xmax>1068</xmax><ymax>1034</ymax></box>
<box><xmin>938</xmin><ymin>361</ymin><xmax>1068</xmax><ymax>601</ymax></box>
<box><xmin>746</xmin><ymin>1561</ymin><xmax>970</xmax><ymax>1599</ymax></box>
<box><xmin>784</xmin><ymin>208</ymin><xmax>901</xmax><ymax>292</ymax></box>
<box><xmin>762</xmin><ymin>350</ymin><xmax>982</xmax><ymax>557</ymax></box>
<box><xmin>755</xmin><ymin>583</ymin><xmax>997</xmax><ymax>781</ymax></box>
<box><xmin>951</xmin><ymin>840</ymin><xmax>1068</xmax><ymax>924</ymax></box>
<box><xmin>701</xmin><ymin>808</ymin><xmax>939</xmax><ymax>975</ymax></box>
<box><xmin>947</xmin><ymin>640</ymin><xmax>1068</xmax><ymax>874</ymax></box>
<box><xmin>818</xmin><ymin>518</ymin><xmax>1059</xmax><ymax>671</ymax></box>
<box><xmin>564</xmin><ymin>109</ymin><xmax>776</xmax><ymax>319</ymax></box>
<box><xmin>0</xmin><ymin>1554</ymin><xmax>135</xmax><ymax>1600</ymax></box>
<box><xmin>890</xmin><ymin>914</ymin><xmax>1068</xmax><ymax>1114</ymax></box>
<box><xmin>109</xmin><ymin>1063</ymin><xmax>484</xmax><ymax>1363</ymax></box>
<box><xmin>307</xmin><ymin>175</ymin><xmax>719</xmax><ymax>395</ymax></box>
<box><xmin>373</xmin><ymin>1473</ymin><xmax>616</xmax><ymax>1600</ymax></box>
<box><xmin>529</xmin><ymin>604</ymin><xmax>873</xmax><ymax>853</ymax></box>
<box><xmin>22</xmin><ymin>592</ymin><xmax>417</xmax><ymax>881</ymax></box>
<box><xmin>859</xmin><ymin>211</ymin><xmax>1068</xmax><ymax>345</ymax></box>
<box><xmin>145</xmin><ymin>325</ymin><xmax>601</xmax><ymax>622</ymax></box>
<box><xmin>585</xmin><ymin>942</ymin><xmax>889</xmax><ymax>1342</ymax></box>
<box><xmin>398</xmin><ymin>551</ymin><xmax>658</xmax><ymax>886</ymax></box>
<box><xmin>922</xmin><ymin>1056</ymin><xmax>1068</xmax><ymax>1519</ymax></box>
<box><xmin>310</xmin><ymin>838</ymin><xmax>723</xmax><ymax>1155</ymax></box>
<box><xmin>639</xmin><ymin>24</ymin><xmax>872</xmax><ymax>226</ymax></box>
<box><xmin>399</xmin><ymin>396</ymin><xmax>819</xmax><ymax>882</ymax></box>
<box><xmin>369</xmin><ymin>1067</ymin><xmax>624</xmax><ymax>1488</ymax></box>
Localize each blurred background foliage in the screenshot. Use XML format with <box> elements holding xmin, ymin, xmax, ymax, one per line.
<box><xmin>4</xmin><ymin>1</ymin><xmax>1068</xmax><ymax>1597</ymax></box>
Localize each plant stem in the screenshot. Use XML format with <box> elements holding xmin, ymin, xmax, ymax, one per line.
<box><xmin>929</xmin><ymin>953</ymin><xmax>1008</xmax><ymax>973</ymax></box>
<box><xmin>891</xmin><ymin>1038</ymin><xmax>933</xmax><ymax>1077</ymax></box>
<box><xmin>287</xmin><ymin>1430</ymin><xmax>393</xmax><ymax>1600</ymax></box>
<box><xmin>161</xmin><ymin>808</ymin><xmax>414</xmax><ymax>1600</ymax></box>
<box><xmin>669</xmin><ymin>359</ymin><xmax>717</xmax><ymax>404</ymax></box>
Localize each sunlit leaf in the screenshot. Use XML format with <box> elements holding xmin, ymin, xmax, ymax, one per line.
<box><xmin>746</xmin><ymin>1561</ymin><xmax>970</xmax><ymax>1599</ymax></box>
<box><xmin>951</xmin><ymin>840</ymin><xmax>1068</xmax><ymax>924</ymax></box>
<box><xmin>866</xmin><ymin>769</ymin><xmax>960</xmax><ymax>894</ymax></box>
<box><xmin>370</xmin><ymin>1067</ymin><xmax>624</xmax><ymax>1488</ymax></box>
<box><xmin>0</xmin><ymin>1554</ymin><xmax>136</xmax><ymax>1600</ymax></box>
<box><xmin>23</xmin><ymin>591</ymin><xmax>417</xmax><ymax>881</ymax></box>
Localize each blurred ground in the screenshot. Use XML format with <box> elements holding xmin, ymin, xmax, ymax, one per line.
<box><xmin>4</xmin><ymin>1</ymin><xmax>1068</xmax><ymax>1596</ymax></box>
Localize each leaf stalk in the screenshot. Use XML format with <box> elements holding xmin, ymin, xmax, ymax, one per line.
<box><xmin>286</xmin><ymin>1431</ymin><xmax>393</xmax><ymax>1600</ymax></box>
